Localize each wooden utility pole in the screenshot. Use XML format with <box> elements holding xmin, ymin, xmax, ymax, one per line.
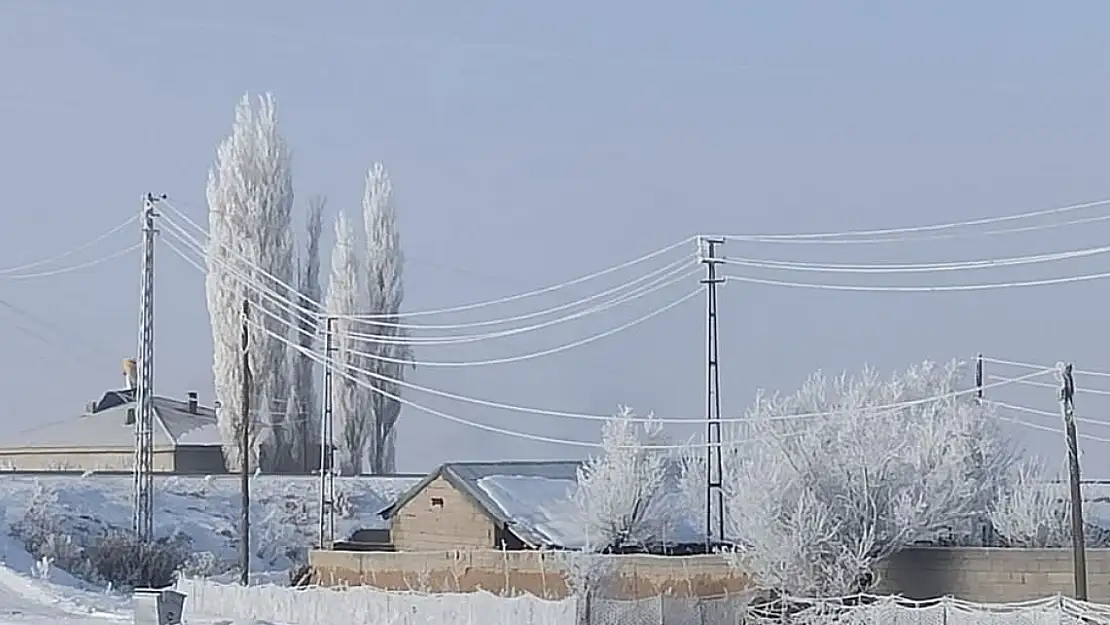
<box><xmin>240</xmin><ymin>298</ymin><xmax>252</xmax><ymax>586</ymax></box>
<box><xmin>1060</xmin><ymin>363</ymin><xmax>1087</xmax><ymax>600</ymax></box>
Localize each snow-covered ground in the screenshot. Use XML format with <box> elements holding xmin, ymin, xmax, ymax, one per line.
<box><xmin>0</xmin><ymin>473</ymin><xmax>423</xmax><ymax>623</ymax></box>
<box><xmin>0</xmin><ymin>474</ymin><xmax>419</xmax><ymax>581</ymax></box>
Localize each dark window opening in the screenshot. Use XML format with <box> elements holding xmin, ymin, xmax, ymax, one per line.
<box><xmin>431</xmin><ymin>497</ymin><xmax>444</xmax><ymax>508</ymax></box>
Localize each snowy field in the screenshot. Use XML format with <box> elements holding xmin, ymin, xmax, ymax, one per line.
<box><xmin>0</xmin><ymin>474</ymin><xmax>419</xmax><ymax>581</ymax></box>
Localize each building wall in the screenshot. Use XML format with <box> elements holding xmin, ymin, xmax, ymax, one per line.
<box><xmin>0</xmin><ymin>447</ymin><xmax>228</xmax><ymax>473</ymax></box>
<box><xmin>309</xmin><ymin>550</ymin><xmax>750</xmax><ymax>599</ymax></box>
<box><xmin>390</xmin><ymin>476</ymin><xmax>497</xmax><ymax>551</ymax></box>
<box><xmin>876</xmin><ymin>547</ymin><xmax>1110</xmax><ymax>602</ymax></box>
<box><xmin>173</xmin><ymin>447</ymin><xmax>228</xmax><ymax>474</ymax></box>
<box><xmin>0</xmin><ymin>449</ymin><xmax>176</xmax><ymax>472</ymax></box>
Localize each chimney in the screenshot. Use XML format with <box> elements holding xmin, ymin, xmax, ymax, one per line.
<box><xmin>122</xmin><ymin>358</ymin><xmax>137</xmax><ymax>390</ymax></box>
<box><xmin>187</xmin><ymin>392</ymin><xmax>198</xmax><ymax>414</ymax></box>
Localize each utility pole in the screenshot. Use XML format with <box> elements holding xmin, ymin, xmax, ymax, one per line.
<box><xmin>318</xmin><ymin>315</ymin><xmax>336</xmax><ymax>549</ymax></box>
<box><xmin>1060</xmin><ymin>363</ymin><xmax>1087</xmax><ymax>600</ymax></box>
<box><xmin>240</xmin><ymin>298</ymin><xmax>251</xmax><ymax>586</ymax></box>
<box><xmin>133</xmin><ymin>192</ymin><xmax>163</xmax><ymax>543</ymax></box>
<box><xmin>700</xmin><ymin>237</ymin><xmax>725</xmax><ymax>548</ymax></box>
<box><xmin>975</xmin><ymin>353</ymin><xmax>984</xmax><ymax>402</ymax></box>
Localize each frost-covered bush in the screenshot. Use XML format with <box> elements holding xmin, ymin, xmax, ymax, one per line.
<box><xmin>11</xmin><ymin>481</ymin><xmax>190</xmax><ymax>588</ymax></box>
<box><xmin>687</xmin><ymin>360</ymin><xmax>1020</xmax><ymax>597</ymax></box>
<box><xmin>83</xmin><ymin>530</ymin><xmax>191</xmax><ymax>589</ymax></box>
<box><xmin>990</xmin><ymin>458</ymin><xmax>1110</xmax><ymax>548</ymax></box>
<box><xmin>573</xmin><ymin>406</ymin><xmax>675</xmax><ymax>552</ymax></box>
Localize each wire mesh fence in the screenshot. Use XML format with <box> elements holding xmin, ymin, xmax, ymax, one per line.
<box><xmin>585</xmin><ymin>594</ymin><xmax>1110</xmax><ymax>625</ymax></box>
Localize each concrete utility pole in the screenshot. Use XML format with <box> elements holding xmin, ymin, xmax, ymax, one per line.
<box><xmin>317</xmin><ymin>315</ymin><xmax>336</xmax><ymax>549</ymax></box>
<box><xmin>1060</xmin><ymin>363</ymin><xmax>1088</xmax><ymax>600</ymax></box>
<box><xmin>240</xmin><ymin>298</ymin><xmax>251</xmax><ymax>586</ymax></box>
<box><xmin>133</xmin><ymin>192</ymin><xmax>163</xmax><ymax>543</ymax></box>
<box><xmin>700</xmin><ymin>237</ymin><xmax>725</xmax><ymax>548</ymax></box>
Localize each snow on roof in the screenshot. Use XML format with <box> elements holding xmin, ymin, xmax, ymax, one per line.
<box><xmin>388</xmin><ymin>459</ymin><xmax>705</xmax><ymax>549</ymax></box>
<box><xmin>476</xmin><ymin>475</ymin><xmax>584</xmax><ymax>548</ymax></box>
<box><xmin>0</xmin><ymin>392</ymin><xmax>221</xmax><ymax>451</ymax></box>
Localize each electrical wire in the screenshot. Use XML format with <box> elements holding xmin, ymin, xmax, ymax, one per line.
<box><xmin>245</xmin><ymin>308</ymin><xmax>1060</xmax><ymax>447</ymax></box>
<box><xmin>722</xmin><ymin>197</ymin><xmax>1110</xmax><ymax>242</ymax></box>
<box><xmin>162</xmin><ymin>226</ymin><xmax>701</xmax><ymax>347</ymax></box>
<box><xmin>979</xmin><ymin>356</ymin><xmax>1054</xmax><ymax>372</ymax></box>
<box><xmin>721</xmin><ymin>269</ymin><xmax>1110</xmax><ymax>292</ymax></box>
<box><xmin>0</xmin><ymin>244</ymin><xmax>140</xmax><ymax>279</ymax></box>
<box><xmin>162</xmin><ymin>210</ymin><xmax>699</xmax><ymax>335</ymax></box>
<box><xmin>717</xmin><ymin>212</ymin><xmax>1110</xmax><ymax>246</ymax></box>
<box><xmin>0</xmin><ymin>214</ymin><xmax>138</xmax><ymax>275</ymax></box>
<box><xmin>160</xmin><ymin>198</ymin><xmax>698</xmax><ymax>321</ymax></box>
<box><xmin>991</xmin><ymin>402</ymin><xmax>1110</xmax><ymax>443</ymax></box>
<box><xmin>331</xmin><ymin>280</ymin><xmax>700</xmax><ymax>367</ymax></box>
<box><xmin>719</xmin><ymin>243</ymin><xmax>1110</xmax><ymax>275</ymax></box>
<box><xmin>987</xmin><ymin>375</ymin><xmax>1110</xmax><ymax>398</ymax></box>
<box><xmin>166</xmin><ymin>240</ymin><xmax>1066</xmax><ymax>442</ymax></box>
<box><xmin>162</xmin><ymin>243</ymin><xmax>1060</xmax><ymax>427</ymax></box>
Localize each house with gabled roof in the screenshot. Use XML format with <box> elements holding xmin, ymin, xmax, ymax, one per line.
<box><xmin>378</xmin><ymin>460</ymin><xmax>704</xmax><ymax>553</ymax></box>
<box><xmin>0</xmin><ymin>388</ymin><xmax>227</xmax><ymax>474</ymax></box>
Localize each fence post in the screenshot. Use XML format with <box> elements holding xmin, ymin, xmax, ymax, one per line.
<box><xmin>658</xmin><ymin>593</ymin><xmax>665</xmax><ymax>625</ymax></box>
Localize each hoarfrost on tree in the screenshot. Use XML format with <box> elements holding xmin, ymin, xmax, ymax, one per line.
<box><xmin>684</xmin><ymin>360</ymin><xmax>1019</xmax><ymax>597</ymax></box>
<box><xmin>989</xmin><ymin>458</ymin><xmax>1110</xmax><ymax>548</ymax></box>
<box><xmin>573</xmin><ymin>406</ymin><xmax>675</xmax><ymax>552</ymax></box>
<box><xmin>358</xmin><ymin>163</ymin><xmax>412</xmax><ymax>475</ymax></box>
<box><xmin>290</xmin><ymin>195</ymin><xmax>326</xmax><ymax>471</ymax></box>
<box><xmin>325</xmin><ymin>212</ymin><xmax>367</xmax><ymax>475</ymax></box>
<box><xmin>204</xmin><ymin>92</ymin><xmax>296</xmax><ymax>471</ymax></box>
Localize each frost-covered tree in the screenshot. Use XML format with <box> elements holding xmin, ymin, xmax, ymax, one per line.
<box><xmin>689</xmin><ymin>360</ymin><xmax>1019</xmax><ymax>597</ymax></box>
<box><xmin>324</xmin><ymin>212</ymin><xmax>367</xmax><ymax>475</ymax></box>
<box><xmin>205</xmin><ymin>93</ymin><xmax>296</xmax><ymax>471</ymax></box>
<box><xmin>574</xmin><ymin>406</ymin><xmax>674</xmax><ymax>552</ymax></box>
<box><xmin>290</xmin><ymin>195</ymin><xmax>326</xmax><ymax>471</ymax></box>
<box><xmin>358</xmin><ymin>163</ymin><xmax>413</xmax><ymax>474</ymax></box>
<box><xmin>990</xmin><ymin>458</ymin><xmax>1110</xmax><ymax>548</ymax></box>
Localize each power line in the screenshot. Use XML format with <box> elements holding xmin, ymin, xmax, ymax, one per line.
<box><xmin>719</xmin><ymin>211</ymin><xmax>1110</xmax><ymax>246</ymax></box>
<box><xmin>719</xmin><ymin>243</ymin><xmax>1110</xmax><ymax>275</ymax></box>
<box><xmin>0</xmin><ymin>214</ymin><xmax>138</xmax><ymax>274</ymax></box>
<box><xmin>159</xmin><ymin>198</ymin><xmax>696</xmax><ymax>321</ymax></box>
<box><xmin>161</xmin><ymin>223</ymin><xmax>699</xmax><ymax>347</ymax></box>
<box><xmin>0</xmin><ymin>244</ymin><xmax>140</xmax><ymax>280</ymax></box>
<box><xmin>723</xmin><ymin>197</ymin><xmax>1110</xmax><ymax>242</ymax></box>
<box><xmin>188</xmin><ymin>262</ymin><xmax>1059</xmax><ymax>427</ymax></box>
<box><xmin>721</xmin><ymin>269</ymin><xmax>1110</xmax><ymax>292</ymax></box>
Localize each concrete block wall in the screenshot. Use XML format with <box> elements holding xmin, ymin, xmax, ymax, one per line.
<box><xmin>311</xmin><ymin>547</ymin><xmax>1110</xmax><ymax>602</ymax></box>
<box><xmin>308</xmin><ymin>550</ymin><xmax>749</xmax><ymax>599</ymax></box>
<box><xmin>878</xmin><ymin>547</ymin><xmax>1110</xmax><ymax>602</ymax></box>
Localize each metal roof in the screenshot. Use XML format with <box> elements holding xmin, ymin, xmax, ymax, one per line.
<box><xmin>0</xmin><ymin>391</ymin><xmax>222</xmax><ymax>451</ymax></box>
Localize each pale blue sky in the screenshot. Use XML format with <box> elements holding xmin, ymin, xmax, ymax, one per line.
<box><xmin>2</xmin><ymin>1</ymin><xmax>1109</xmax><ymax>473</ymax></box>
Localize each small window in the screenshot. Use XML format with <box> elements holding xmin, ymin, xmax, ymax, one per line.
<box><xmin>431</xmin><ymin>497</ymin><xmax>444</xmax><ymax>508</ymax></box>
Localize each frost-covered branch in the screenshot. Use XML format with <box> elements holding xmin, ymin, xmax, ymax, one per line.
<box><xmin>574</xmin><ymin>406</ymin><xmax>674</xmax><ymax>552</ymax></box>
